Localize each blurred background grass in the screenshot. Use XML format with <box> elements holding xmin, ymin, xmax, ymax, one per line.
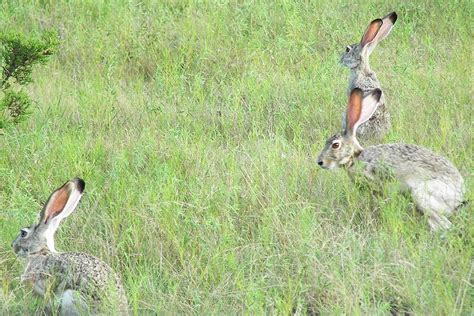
<box><xmin>0</xmin><ymin>0</ymin><xmax>472</xmax><ymax>314</ymax></box>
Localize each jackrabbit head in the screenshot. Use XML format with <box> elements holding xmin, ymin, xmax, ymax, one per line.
<box><xmin>12</xmin><ymin>178</ymin><xmax>85</xmax><ymax>257</ymax></box>
<box><xmin>341</xmin><ymin>12</ymin><xmax>397</xmax><ymax>69</ymax></box>
<box><xmin>317</xmin><ymin>88</ymin><xmax>382</xmax><ymax>169</ymax></box>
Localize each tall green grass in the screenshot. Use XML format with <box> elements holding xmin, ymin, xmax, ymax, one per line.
<box><xmin>0</xmin><ymin>1</ymin><xmax>472</xmax><ymax>314</ymax></box>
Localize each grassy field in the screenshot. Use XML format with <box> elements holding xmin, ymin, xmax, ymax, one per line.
<box><xmin>0</xmin><ymin>1</ymin><xmax>472</xmax><ymax>314</ymax></box>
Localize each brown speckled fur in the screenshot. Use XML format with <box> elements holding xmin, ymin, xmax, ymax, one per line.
<box><xmin>12</xmin><ymin>179</ymin><xmax>128</xmax><ymax>314</ymax></box>
<box><xmin>22</xmin><ymin>251</ymin><xmax>128</xmax><ymax>314</ymax></box>
<box><xmin>318</xmin><ymin>131</ymin><xmax>465</xmax><ymax>231</ymax></box>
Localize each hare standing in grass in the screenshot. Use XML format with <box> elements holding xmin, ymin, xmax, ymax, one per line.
<box><xmin>341</xmin><ymin>12</ymin><xmax>397</xmax><ymax>141</ymax></box>
<box><xmin>11</xmin><ymin>178</ymin><xmax>128</xmax><ymax>315</ymax></box>
<box><xmin>317</xmin><ymin>88</ymin><xmax>465</xmax><ymax>231</ymax></box>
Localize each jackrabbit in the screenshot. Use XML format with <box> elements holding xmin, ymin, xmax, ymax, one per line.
<box><xmin>340</xmin><ymin>12</ymin><xmax>397</xmax><ymax>141</ymax></box>
<box><xmin>12</xmin><ymin>178</ymin><xmax>128</xmax><ymax>315</ymax></box>
<box><xmin>317</xmin><ymin>88</ymin><xmax>465</xmax><ymax>231</ymax></box>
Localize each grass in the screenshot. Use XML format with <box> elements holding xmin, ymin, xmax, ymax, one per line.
<box><xmin>0</xmin><ymin>0</ymin><xmax>472</xmax><ymax>314</ymax></box>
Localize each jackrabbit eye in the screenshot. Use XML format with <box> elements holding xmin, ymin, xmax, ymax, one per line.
<box><xmin>345</xmin><ymin>46</ymin><xmax>351</xmax><ymax>53</ymax></box>
<box><xmin>331</xmin><ymin>142</ymin><xmax>340</xmax><ymax>149</ymax></box>
<box><xmin>20</xmin><ymin>229</ymin><xmax>28</xmax><ymax>238</ymax></box>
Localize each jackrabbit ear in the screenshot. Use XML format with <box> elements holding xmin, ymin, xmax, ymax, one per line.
<box><xmin>39</xmin><ymin>178</ymin><xmax>85</xmax><ymax>226</ymax></box>
<box><xmin>345</xmin><ymin>88</ymin><xmax>382</xmax><ymax>137</ymax></box>
<box><xmin>367</xmin><ymin>12</ymin><xmax>397</xmax><ymax>54</ymax></box>
<box><xmin>360</xmin><ymin>19</ymin><xmax>383</xmax><ymax>47</ymax></box>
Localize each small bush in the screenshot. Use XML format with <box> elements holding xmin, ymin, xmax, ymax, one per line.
<box><xmin>0</xmin><ymin>31</ymin><xmax>59</xmax><ymax>131</ymax></box>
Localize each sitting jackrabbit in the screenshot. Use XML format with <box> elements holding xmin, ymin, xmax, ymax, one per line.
<box><xmin>12</xmin><ymin>178</ymin><xmax>128</xmax><ymax>315</ymax></box>
<box><xmin>340</xmin><ymin>12</ymin><xmax>397</xmax><ymax>141</ymax></box>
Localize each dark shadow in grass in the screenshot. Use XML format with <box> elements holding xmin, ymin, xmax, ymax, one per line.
<box><xmin>291</xmin><ymin>303</ymin><xmax>320</xmax><ymax>316</ymax></box>
<box><xmin>389</xmin><ymin>301</ymin><xmax>413</xmax><ymax>316</ymax></box>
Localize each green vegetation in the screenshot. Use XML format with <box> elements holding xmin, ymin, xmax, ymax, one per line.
<box><xmin>0</xmin><ymin>1</ymin><xmax>472</xmax><ymax>314</ymax></box>
<box><xmin>0</xmin><ymin>31</ymin><xmax>58</xmax><ymax>130</ymax></box>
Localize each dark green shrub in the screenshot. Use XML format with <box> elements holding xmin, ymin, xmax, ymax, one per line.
<box><xmin>0</xmin><ymin>31</ymin><xmax>59</xmax><ymax>131</ymax></box>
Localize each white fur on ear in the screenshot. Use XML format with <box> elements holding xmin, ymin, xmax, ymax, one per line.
<box><xmin>352</xmin><ymin>89</ymin><xmax>382</xmax><ymax>137</ymax></box>
<box><xmin>45</xmin><ymin>225</ymin><xmax>58</xmax><ymax>252</ymax></box>
<box><xmin>41</xmin><ymin>179</ymin><xmax>85</xmax><ymax>252</ymax></box>
<box><xmin>367</xmin><ymin>12</ymin><xmax>397</xmax><ymax>55</ymax></box>
<box><xmin>52</xmin><ymin>183</ymin><xmax>84</xmax><ymax>223</ymax></box>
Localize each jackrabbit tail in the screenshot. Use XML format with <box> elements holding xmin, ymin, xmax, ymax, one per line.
<box><xmin>317</xmin><ymin>88</ymin><xmax>465</xmax><ymax>231</ymax></box>
<box><xmin>12</xmin><ymin>178</ymin><xmax>128</xmax><ymax>315</ymax></box>
<box><xmin>341</xmin><ymin>12</ymin><xmax>397</xmax><ymax>141</ymax></box>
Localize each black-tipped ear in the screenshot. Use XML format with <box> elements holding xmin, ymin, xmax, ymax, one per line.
<box><xmin>366</xmin><ymin>12</ymin><xmax>398</xmax><ymax>54</ymax></box>
<box><xmin>72</xmin><ymin>178</ymin><xmax>85</xmax><ymax>194</ymax></box>
<box><xmin>345</xmin><ymin>88</ymin><xmax>382</xmax><ymax>138</ymax></box>
<box><xmin>39</xmin><ymin>178</ymin><xmax>85</xmax><ymax>225</ymax></box>
<box><xmin>372</xmin><ymin>88</ymin><xmax>382</xmax><ymax>102</ymax></box>
<box><xmin>385</xmin><ymin>11</ymin><xmax>397</xmax><ymax>24</ymax></box>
